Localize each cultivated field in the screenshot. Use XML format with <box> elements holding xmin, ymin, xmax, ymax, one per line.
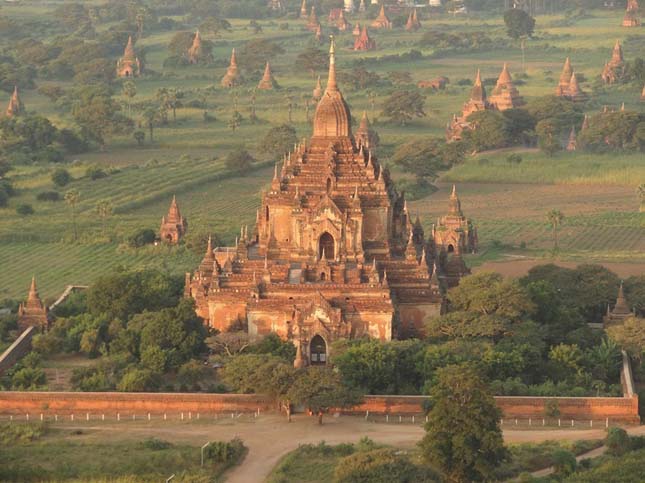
<box><xmin>0</xmin><ymin>5</ymin><xmax>643</xmax><ymax>299</ymax></box>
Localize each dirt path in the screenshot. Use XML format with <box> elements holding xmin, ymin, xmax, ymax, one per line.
<box><xmin>53</xmin><ymin>415</ymin><xmax>643</xmax><ymax>482</ymax></box>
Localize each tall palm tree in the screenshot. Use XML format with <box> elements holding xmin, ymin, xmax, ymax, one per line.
<box><xmin>95</xmin><ymin>200</ymin><xmax>113</xmax><ymax>237</ymax></box>
<box><xmin>65</xmin><ymin>189</ymin><xmax>80</xmax><ymax>242</ymax></box>
<box><xmin>547</xmin><ymin>209</ymin><xmax>564</xmax><ymax>251</ymax></box>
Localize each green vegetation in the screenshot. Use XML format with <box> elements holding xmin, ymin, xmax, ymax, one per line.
<box><xmin>0</xmin><ymin>5</ymin><xmax>642</xmax><ymax>300</ymax></box>
<box><xmin>268</xmin><ymin>440</ymin><xmax>435</xmax><ymax>483</ymax></box>
<box><xmin>0</xmin><ymin>424</ymin><xmax>246</xmax><ymax>482</ymax></box>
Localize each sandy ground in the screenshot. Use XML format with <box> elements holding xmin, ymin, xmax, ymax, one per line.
<box><xmin>47</xmin><ymin>415</ymin><xmax>645</xmax><ymax>482</ymax></box>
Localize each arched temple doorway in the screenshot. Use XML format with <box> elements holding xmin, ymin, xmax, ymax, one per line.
<box><xmin>319</xmin><ymin>232</ymin><xmax>334</xmax><ymax>259</ymax></box>
<box><xmin>310</xmin><ymin>335</ymin><xmax>327</xmax><ymax>365</ymax></box>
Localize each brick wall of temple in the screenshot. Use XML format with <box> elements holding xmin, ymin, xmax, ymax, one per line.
<box><xmin>0</xmin><ymin>392</ymin><xmax>638</xmax><ymax>423</ymax></box>
<box><xmin>0</xmin><ymin>327</ymin><xmax>35</xmax><ymax>376</ymax></box>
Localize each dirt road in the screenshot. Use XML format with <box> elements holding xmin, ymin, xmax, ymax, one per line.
<box><xmin>54</xmin><ymin>414</ymin><xmax>643</xmax><ymax>482</ymax></box>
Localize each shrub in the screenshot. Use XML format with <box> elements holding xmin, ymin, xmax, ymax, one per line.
<box><xmin>334</xmin><ymin>448</ymin><xmax>432</xmax><ymax>483</ymax></box>
<box><xmin>127</xmin><ymin>228</ymin><xmax>156</xmax><ymax>248</ymax></box>
<box><xmin>205</xmin><ymin>438</ymin><xmax>246</xmax><ymax>463</ymax></box>
<box><xmin>605</xmin><ymin>427</ymin><xmax>630</xmax><ymax>456</ymax></box>
<box><xmin>36</xmin><ymin>191</ymin><xmax>61</xmax><ymax>202</ymax></box>
<box><xmin>0</xmin><ymin>423</ymin><xmax>47</xmax><ymax>444</ymax></box>
<box><xmin>117</xmin><ymin>368</ymin><xmax>161</xmax><ymax>392</ymax></box>
<box><xmin>86</xmin><ymin>166</ymin><xmax>107</xmax><ymax>180</ymax></box>
<box><xmin>16</xmin><ymin>204</ymin><xmax>34</xmax><ymax>216</ymax></box>
<box><xmin>141</xmin><ymin>438</ymin><xmax>172</xmax><ymax>450</ymax></box>
<box><xmin>51</xmin><ymin>168</ymin><xmax>71</xmax><ymax>187</ymax></box>
<box><xmin>551</xmin><ymin>449</ymin><xmax>576</xmax><ymax>477</ymax></box>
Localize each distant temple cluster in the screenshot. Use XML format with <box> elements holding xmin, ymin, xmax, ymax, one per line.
<box><xmin>555</xmin><ymin>58</ymin><xmax>587</xmax><ymax>102</ymax></box>
<box><xmin>622</xmin><ymin>0</ymin><xmax>641</xmax><ymax>27</ymax></box>
<box><xmin>601</xmin><ymin>40</ymin><xmax>627</xmax><ymax>85</ymax></box>
<box><xmin>446</xmin><ymin>64</ymin><xmax>525</xmax><ymax>141</ymax></box>
<box><xmin>184</xmin><ymin>38</ymin><xmax>477</xmax><ymax>366</ymax></box>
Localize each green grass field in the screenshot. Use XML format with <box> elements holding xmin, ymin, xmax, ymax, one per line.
<box><xmin>0</xmin><ymin>6</ymin><xmax>643</xmax><ymax>300</ymax></box>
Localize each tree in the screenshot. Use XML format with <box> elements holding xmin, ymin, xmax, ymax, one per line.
<box><xmin>503</xmin><ymin>9</ymin><xmax>535</xmax><ymax>69</ymax></box>
<box><xmin>536</xmin><ymin>119</ymin><xmax>561</xmax><ymax>156</ymax></box>
<box><xmin>207</xmin><ymin>331</ymin><xmax>252</xmax><ymax>357</ymax></box>
<box><xmin>133</xmin><ymin>130</ymin><xmax>145</xmax><ymax>146</ymax></box>
<box><xmin>381</xmin><ymin>90</ymin><xmax>426</xmax><ymax>126</ymax></box>
<box><xmin>607</xmin><ymin>317</ymin><xmax>645</xmax><ymax>361</ymax></box>
<box><xmin>546</xmin><ymin>209</ymin><xmax>564</xmax><ymax>251</ymax></box>
<box><xmin>638</xmin><ymin>184</ymin><xmax>644</xmax><ymax>212</ymax></box>
<box><xmin>117</xmin><ymin>368</ymin><xmax>160</xmax><ymax>392</ymax></box>
<box><xmin>95</xmin><ymin>199</ymin><xmax>113</xmax><ymax>237</ymax></box>
<box><xmin>287</xmin><ymin>367</ymin><xmax>362</xmax><ymax>424</ymax></box>
<box><xmin>391</xmin><ymin>137</ymin><xmax>464</xmax><ymax>183</ymax></box>
<box><xmin>122</xmin><ymin>80</ymin><xmax>137</xmax><ymax>118</ymax></box>
<box><xmin>142</xmin><ymin>107</ymin><xmax>158</xmax><ymax>142</ymax></box>
<box><xmin>552</xmin><ymin>449</ymin><xmax>577</xmax><ymax>478</ymax></box>
<box><xmin>239</xmin><ymin>39</ymin><xmax>284</xmax><ymax>72</ymax></box>
<box><xmin>295</xmin><ymin>47</ymin><xmax>329</xmax><ymax>78</ymax></box>
<box><xmin>72</xmin><ymin>86</ymin><xmax>133</xmax><ymax>150</ymax></box>
<box><xmin>261</xmin><ymin>124</ymin><xmax>297</xmax><ymax>160</ymax></box>
<box><xmin>224</xmin><ymin>147</ymin><xmax>255</xmax><ymax>175</ymax></box>
<box><xmin>64</xmin><ymin>189</ymin><xmax>80</xmax><ymax>241</ymax></box>
<box><xmin>228</xmin><ymin>110</ymin><xmax>243</xmax><ymax>131</ymax></box>
<box><xmin>52</xmin><ymin>168</ymin><xmax>71</xmax><ymax>187</ymax></box>
<box><xmin>419</xmin><ymin>364</ymin><xmax>508</xmax><ymax>482</ymax></box>
<box><xmin>463</xmin><ymin>110</ymin><xmax>511</xmax><ymax>152</ymax></box>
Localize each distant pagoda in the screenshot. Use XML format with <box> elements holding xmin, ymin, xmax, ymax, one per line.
<box><xmin>601</xmin><ymin>40</ymin><xmax>626</xmax><ymax>85</ymax></box>
<box><xmin>566</xmin><ymin>126</ymin><xmax>577</xmax><ymax>151</ymax></box>
<box><xmin>312</xmin><ymin>75</ymin><xmax>323</xmax><ymax>100</ymax></box>
<box><xmin>160</xmin><ymin>195</ymin><xmax>188</xmax><ymax>244</ymax></box>
<box><xmin>306</xmin><ymin>6</ymin><xmax>320</xmax><ymax>31</ymax></box>
<box><xmin>116</xmin><ymin>36</ymin><xmax>141</xmax><ymax>77</ymax></box>
<box><xmin>354</xmin><ymin>25</ymin><xmax>376</xmax><ymax>51</ymax></box>
<box><xmin>300</xmin><ymin>0</ymin><xmax>308</xmax><ymax>18</ymax></box>
<box><xmin>604</xmin><ymin>282</ymin><xmax>634</xmax><ymax>325</ymax></box>
<box><xmin>355</xmin><ymin>111</ymin><xmax>379</xmax><ymax>148</ymax></box>
<box><xmin>221</xmin><ymin>49</ymin><xmax>243</xmax><ymax>88</ymax></box>
<box><xmin>405</xmin><ymin>9</ymin><xmax>421</xmax><ymax>31</ymax></box>
<box><xmin>488</xmin><ymin>63</ymin><xmax>524</xmax><ymax>111</ymax></box>
<box><xmin>622</xmin><ymin>0</ymin><xmax>641</xmax><ymax>27</ymax></box>
<box><xmin>336</xmin><ymin>9</ymin><xmax>351</xmax><ymax>31</ymax></box>
<box><xmin>187</xmin><ymin>31</ymin><xmax>212</xmax><ymax>64</ymax></box>
<box><xmin>371</xmin><ymin>5</ymin><xmax>392</xmax><ymax>29</ymax></box>
<box><xmin>5</xmin><ymin>86</ymin><xmax>24</xmax><ymax>117</ymax></box>
<box><xmin>446</xmin><ymin>69</ymin><xmax>490</xmax><ymax>141</ymax></box>
<box><xmin>17</xmin><ymin>276</ymin><xmax>48</xmax><ymax>331</ymax></box>
<box><xmin>258</xmin><ymin>61</ymin><xmax>278</xmax><ymax>90</ymax></box>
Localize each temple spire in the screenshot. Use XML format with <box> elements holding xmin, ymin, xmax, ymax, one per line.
<box><xmin>327</xmin><ymin>35</ymin><xmax>337</xmax><ymax>92</ymax></box>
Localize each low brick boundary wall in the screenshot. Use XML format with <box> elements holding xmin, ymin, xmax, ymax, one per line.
<box><xmin>0</xmin><ymin>392</ymin><xmax>639</xmax><ymax>424</ymax></box>
<box><xmin>0</xmin><ymin>392</ymin><xmax>272</xmax><ymax>414</ymax></box>
<box><xmin>346</xmin><ymin>395</ymin><xmax>640</xmax><ymax>424</ymax></box>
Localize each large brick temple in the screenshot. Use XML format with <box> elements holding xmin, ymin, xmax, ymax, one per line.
<box><xmin>186</xmin><ymin>38</ymin><xmax>476</xmax><ymax>366</ymax></box>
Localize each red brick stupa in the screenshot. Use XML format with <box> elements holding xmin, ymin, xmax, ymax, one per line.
<box><xmin>17</xmin><ymin>277</ymin><xmax>48</xmax><ymax>331</ymax></box>
<box><xmin>160</xmin><ymin>195</ymin><xmax>187</xmax><ymax>244</ymax></box>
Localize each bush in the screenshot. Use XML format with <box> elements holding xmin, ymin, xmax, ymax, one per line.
<box><xmin>605</xmin><ymin>427</ymin><xmax>630</xmax><ymax>456</ymax></box>
<box><xmin>551</xmin><ymin>449</ymin><xmax>576</xmax><ymax>477</ymax></box>
<box><xmin>51</xmin><ymin>168</ymin><xmax>71</xmax><ymax>187</ymax></box>
<box><xmin>334</xmin><ymin>448</ymin><xmax>433</xmax><ymax>483</ymax></box>
<box><xmin>0</xmin><ymin>423</ymin><xmax>47</xmax><ymax>444</ymax></box>
<box><xmin>36</xmin><ymin>191</ymin><xmax>61</xmax><ymax>202</ymax></box>
<box><xmin>205</xmin><ymin>438</ymin><xmax>246</xmax><ymax>463</ymax></box>
<box><xmin>117</xmin><ymin>368</ymin><xmax>161</xmax><ymax>392</ymax></box>
<box><xmin>86</xmin><ymin>166</ymin><xmax>107</xmax><ymax>180</ymax></box>
<box><xmin>140</xmin><ymin>438</ymin><xmax>172</xmax><ymax>450</ymax></box>
<box><xmin>128</xmin><ymin>228</ymin><xmax>157</xmax><ymax>248</ymax></box>
<box><xmin>16</xmin><ymin>204</ymin><xmax>34</xmax><ymax>216</ymax></box>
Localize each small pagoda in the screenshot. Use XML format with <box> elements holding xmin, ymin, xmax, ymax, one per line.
<box><xmin>160</xmin><ymin>195</ymin><xmax>188</xmax><ymax>244</ymax></box>
<box><xmin>601</xmin><ymin>41</ymin><xmax>626</xmax><ymax>85</ymax></box>
<box><xmin>258</xmin><ymin>61</ymin><xmax>278</xmax><ymax>90</ymax></box>
<box><xmin>488</xmin><ymin>63</ymin><xmax>524</xmax><ymax>111</ymax></box>
<box><xmin>116</xmin><ymin>36</ymin><xmax>141</xmax><ymax>78</ymax></box>
<box><xmin>300</xmin><ymin>0</ymin><xmax>308</xmax><ymax>18</ymax></box>
<box><xmin>5</xmin><ymin>86</ymin><xmax>24</xmax><ymax>117</ymax></box>
<box><xmin>555</xmin><ymin>57</ymin><xmax>573</xmax><ymax>96</ymax></box>
<box><xmin>354</xmin><ymin>25</ymin><xmax>376</xmax><ymax>51</ymax></box>
<box><xmin>336</xmin><ymin>9</ymin><xmax>351</xmax><ymax>31</ymax></box>
<box><xmin>604</xmin><ymin>282</ymin><xmax>634</xmax><ymax>325</ymax></box>
<box><xmin>432</xmin><ymin>185</ymin><xmax>478</xmax><ymax>256</ymax></box>
<box><xmin>221</xmin><ymin>49</ymin><xmax>243</xmax><ymax>88</ymax></box>
<box><xmin>405</xmin><ymin>9</ymin><xmax>421</xmax><ymax>31</ymax></box>
<box><xmin>352</xmin><ymin>23</ymin><xmax>361</xmax><ymax>37</ymax></box>
<box><xmin>17</xmin><ymin>277</ymin><xmax>48</xmax><ymax>331</ymax></box>
<box><xmin>371</xmin><ymin>5</ymin><xmax>392</xmax><ymax>29</ymax></box>
<box><xmin>306</xmin><ymin>6</ymin><xmax>320</xmax><ymax>31</ymax></box>
<box><xmin>312</xmin><ymin>75</ymin><xmax>323</xmax><ymax>100</ymax></box>
<box><xmin>566</xmin><ymin>126</ymin><xmax>577</xmax><ymax>151</ymax></box>
<box><xmin>355</xmin><ymin>111</ymin><xmax>379</xmax><ymax>148</ymax></box>
<box><xmin>446</xmin><ymin>69</ymin><xmax>490</xmax><ymax>141</ymax></box>
<box><xmin>187</xmin><ymin>31</ymin><xmax>212</xmax><ymax>64</ymax></box>
<box><xmin>622</xmin><ymin>0</ymin><xmax>641</xmax><ymax>27</ymax></box>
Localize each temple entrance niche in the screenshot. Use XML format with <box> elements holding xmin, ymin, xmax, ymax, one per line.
<box><xmin>319</xmin><ymin>232</ymin><xmax>335</xmax><ymax>259</ymax></box>
<box><xmin>310</xmin><ymin>335</ymin><xmax>327</xmax><ymax>365</ymax></box>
